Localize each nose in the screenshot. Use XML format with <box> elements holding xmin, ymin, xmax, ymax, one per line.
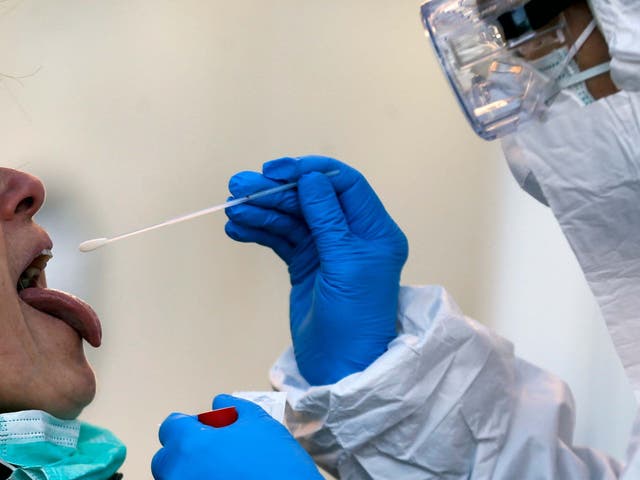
<box><xmin>0</xmin><ymin>168</ymin><xmax>46</xmax><ymax>221</ymax></box>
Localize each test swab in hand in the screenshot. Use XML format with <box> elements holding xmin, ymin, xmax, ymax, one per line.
<box><xmin>79</xmin><ymin>170</ymin><xmax>340</xmax><ymax>253</ymax></box>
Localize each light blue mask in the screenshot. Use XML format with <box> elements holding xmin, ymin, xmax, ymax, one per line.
<box><xmin>530</xmin><ymin>46</ymin><xmax>597</xmax><ymax>106</ymax></box>
<box><xmin>0</xmin><ymin>410</ymin><xmax>126</xmax><ymax>480</ymax></box>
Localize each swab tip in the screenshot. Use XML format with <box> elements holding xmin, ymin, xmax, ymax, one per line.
<box><xmin>79</xmin><ymin>238</ymin><xmax>109</xmax><ymax>253</ymax></box>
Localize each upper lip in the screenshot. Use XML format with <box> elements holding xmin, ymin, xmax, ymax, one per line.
<box><xmin>16</xmin><ymin>234</ymin><xmax>54</xmax><ymax>287</ymax></box>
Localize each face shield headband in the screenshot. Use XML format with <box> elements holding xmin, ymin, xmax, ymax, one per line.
<box><xmin>420</xmin><ymin>0</ymin><xmax>611</xmax><ymax>140</ymax></box>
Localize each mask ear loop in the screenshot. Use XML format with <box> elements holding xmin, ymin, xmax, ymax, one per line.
<box><xmin>557</xmin><ymin>62</ymin><xmax>611</xmax><ymax>90</ymax></box>
<box><xmin>555</xmin><ymin>19</ymin><xmax>597</xmax><ymax>78</ymax></box>
<box><xmin>544</xmin><ymin>19</ymin><xmax>611</xmax><ymax>106</ymax></box>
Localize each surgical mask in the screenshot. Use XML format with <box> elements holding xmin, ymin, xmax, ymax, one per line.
<box><xmin>530</xmin><ymin>46</ymin><xmax>596</xmax><ymax>106</ymax></box>
<box><xmin>0</xmin><ymin>410</ymin><xmax>126</xmax><ymax>480</ymax></box>
<box><xmin>420</xmin><ymin>0</ymin><xmax>610</xmax><ymax>139</ymax></box>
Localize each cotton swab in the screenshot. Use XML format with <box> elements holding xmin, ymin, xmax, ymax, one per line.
<box><xmin>79</xmin><ymin>170</ymin><xmax>340</xmax><ymax>253</ymax></box>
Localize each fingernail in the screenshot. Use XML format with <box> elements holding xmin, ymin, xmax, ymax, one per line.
<box><xmin>229</xmin><ymin>175</ymin><xmax>251</xmax><ymax>196</ymax></box>
<box><xmin>225</xmin><ymin>225</ymin><xmax>240</xmax><ymax>240</ymax></box>
<box><xmin>263</xmin><ymin>157</ymin><xmax>298</xmax><ymax>180</ymax></box>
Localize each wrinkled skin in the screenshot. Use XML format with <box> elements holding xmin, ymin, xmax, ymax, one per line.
<box><xmin>0</xmin><ymin>168</ymin><xmax>95</xmax><ymax>419</ymax></box>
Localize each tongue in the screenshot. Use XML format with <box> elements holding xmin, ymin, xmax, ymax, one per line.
<box><xmin>18</xmin><ymin>288</ymin><xmax>102</xmax><ymax>347</ymax></box>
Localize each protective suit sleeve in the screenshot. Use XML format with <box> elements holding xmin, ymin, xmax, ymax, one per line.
<box><xmin>270</xmin><ymin>285</ymin><xmax>624</xmax><ymax>479</ymax></box>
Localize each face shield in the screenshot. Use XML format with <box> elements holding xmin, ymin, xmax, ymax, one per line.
<box><xmin>420</xmin><ymin>0</ymin><xmax>610</xmax><ymax>140</ymax></box>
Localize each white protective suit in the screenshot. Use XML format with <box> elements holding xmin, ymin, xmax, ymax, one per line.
<box><xmin>270</xmin><ymin>1</ymin><xmax>640</xmax><ymax>478</ymax></box>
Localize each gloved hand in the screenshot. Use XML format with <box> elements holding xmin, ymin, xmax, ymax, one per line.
<box><xmin>151</xmin><ymin>395</ymin><xmax>322</xmax><ymax>480</ymax></box>
<box><xmin>226</xmin><ymin>156</ymin><xmax>408</xmax><ymax>385</ymax></box>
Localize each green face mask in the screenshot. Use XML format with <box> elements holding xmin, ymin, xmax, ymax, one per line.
<box><xmin>0</xmin><ymin>410</ymin><xmax>126</xmax><ymax>480</ymax></box>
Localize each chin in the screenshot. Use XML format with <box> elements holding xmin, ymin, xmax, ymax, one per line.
<box><xmin>47</xmin><ymin>367</ymin><xmax>97</xmax><ymax>420</ymax></box>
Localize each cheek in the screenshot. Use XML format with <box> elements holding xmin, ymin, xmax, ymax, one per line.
<box><xmin>3</xmin><ymin>228</ymin><xmax>26</xmax><ymax>281</ymax></box>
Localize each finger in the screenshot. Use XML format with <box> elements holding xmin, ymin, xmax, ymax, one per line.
<box><xmin>226</xmin><ymin>203</ymin><xmax>309</xmax><ymax>245</ymax></box>
<box><xmin>264</xmin><ymin>156</ymin><xmax>393</xmax><ymax>238</ymax></box>
<box><xmin>212</xmin><ymin>394</ymin><xmax>270</xmax><ymax>421</ymax></box>
<box><xmin>297</xmin><ymin>172</ymin><xmax>351</xmax><ymax>259</ymax></box>
<box><xmin>225</xmin><ymin>221</ymin><xmax>294</xmax><ymax>263</ymax></box>
<box><xmin>229</xmin><ymin>171</ymin><xmax>301</xmax><ymax>216</ymax></box>
<box><xmin>263</xmin><ymin>155</ymin><xmax>358</xmax><ymax>193</ymax></box>
<box><xmin>158</xmin><ymin>413</ymin><xmax>201</xmax><ymax>447</ymax></box>
<box><xmin>151</xmin><ymin>448</ymin><xmax>172</xmax><ymax>480</ymax></box>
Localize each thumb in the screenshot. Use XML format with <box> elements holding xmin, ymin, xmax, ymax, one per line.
<box><xmin>212</xmin><ymin>394</ymin><xmax>267</xmax><ymax>420</ymax></box>
<box><xmin>297</xmin><ymin>172</ymin><xmax>350</xmax><ymax>259</ymax></box>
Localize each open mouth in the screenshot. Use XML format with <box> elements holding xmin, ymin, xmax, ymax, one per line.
<box><xmin>16</xmin><ymin>248</ymin><xmax>102</xmax><ymax>348</ymax></box>
<box><xmin>16</xmin><ymin>249</ymin><xmax>52</xmax><ymax>292</ymax></box>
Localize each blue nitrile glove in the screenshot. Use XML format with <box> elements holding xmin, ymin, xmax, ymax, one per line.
<box><xmin>225</xmin><ymin>156</ymin><xmax>408</xmax><ymax>385</ymax></box>
<box><xmin>151</xmin><ymin>395</ymin><xmax>322</xmax><ymax>480</ymax></box>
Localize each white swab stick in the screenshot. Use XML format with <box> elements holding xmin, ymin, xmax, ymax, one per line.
<box><xmin>79</xmin><ymin>170</ymin><xmax>340</xmax><ymax>253</ymax></box>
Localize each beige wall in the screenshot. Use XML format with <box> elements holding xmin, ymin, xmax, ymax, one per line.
<box><xmin>1</xmin><ymin>1</ymin><xmax>635</xmax><ymax>478</ymax></box>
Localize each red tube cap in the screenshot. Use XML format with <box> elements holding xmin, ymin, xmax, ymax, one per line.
<box><xmin>197</xmin><ymin>407</ymin><xmax>239</xmax><ymax>428</ymax></box>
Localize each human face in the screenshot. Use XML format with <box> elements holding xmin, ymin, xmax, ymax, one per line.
<box><xmin>0</xmin><ymin>168</ymin><xmax>101</xmax><ymax>419</ymax></box>
<box><xmin>556</xmin><ymin>1</ymin><xmax>617</xmax><ymax>100</ymax></box>
<box><xmin>516</xmin><ymin>1</ymin><xmax>618</xmax><ymax>99</ymax></box>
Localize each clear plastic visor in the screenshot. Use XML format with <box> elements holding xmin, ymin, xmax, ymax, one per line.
<box><xmin>421</xmin><ymin>0</ymin><xmax>571</xmax><ymax>140</ymax></box>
